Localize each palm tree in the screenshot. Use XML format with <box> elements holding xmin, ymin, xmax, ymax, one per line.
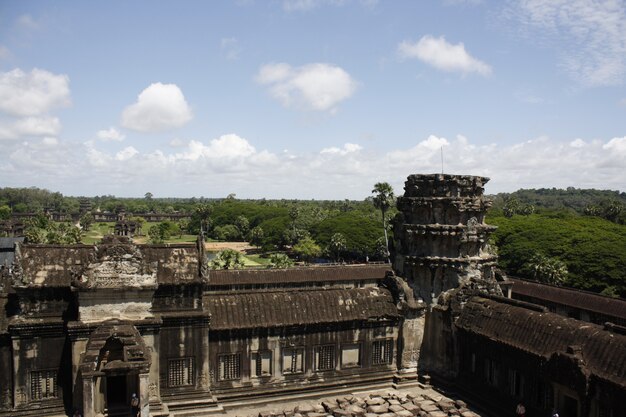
<box><xmin>371</xmin><ymin>182</ymin><xmax>394</xmax><ymax>260</ymax></box>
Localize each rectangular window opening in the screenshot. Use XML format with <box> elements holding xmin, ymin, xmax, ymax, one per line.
<box><xmin>315</xmin><ymin>345</ymin><xmax>335</xmax><ymax>371</ymax></box>
<box><xmin>372</xmin><ymin>339</ymin><xmax>393</xmax><ymax>365</ymax></box>
<box><xmin>30</xmin><ymin>370</ymin><xmax>58</xmax><ymax>400</ymax></box>
<box><xmin>251</xmin><ymin>351</ymin><xmax>272</xmax><ymax>378</ymax></box>
<box><xmin>218</xmin><ymin>353</ymin><xmax>241</xmax><ymax>381</ymax></box>
<box><xmin>282</xmin><ymin>347</ymin><xmax>304</xmax><ymax>374</ymax></box>
<box><xmin>168</xmin><ymin>357</ymin><xmax>195</xmax><ymax>387</ymax></box>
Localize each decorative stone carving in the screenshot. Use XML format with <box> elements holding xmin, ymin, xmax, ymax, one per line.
<box><xmin>73</xmin><ymin>240</ymin><xmax>157</xmax><ymax>289</ymax></box>
<box><xmin>148</xmin><ymin>383</ymin><xmax>158</xmax><ymax>399</ymax></box>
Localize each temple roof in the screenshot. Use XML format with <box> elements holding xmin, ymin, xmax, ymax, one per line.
<box><xmin>456</xmin><ymin>296</ymin><xmax>626</xmax><ymax>388</ymax></box>
<box><xmin>510</xmin><ymin>277</ymin><xmax>626</xmax><ymax>320</ymax></box>
<box><xmin>208</xmin><ymin>264</ymin><xmax>389</xmax><ymax>286</ymax></box>
<box><xmin>206</xmin><ymin>287</ymin><xmax>400</xmax><ymax>330</ymax></box>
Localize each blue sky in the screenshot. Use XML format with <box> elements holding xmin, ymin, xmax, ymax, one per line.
<box><xmin>1</xmin><ymin>0</ymin><xmax>625</xmax><ymax>198</ymax></box>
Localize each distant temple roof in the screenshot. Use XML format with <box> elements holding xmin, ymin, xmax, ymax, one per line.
<box><xmin>206</xmin><ymin>287</ymin><xmax>400</xmax><ymax>330</ymax></box>
<box><xmin>510</xmin><ymin>277</ymin><xmax>626</xmax><ymax>320</ymax></box>
<box><xmin>207</xmin><ymin>264</ymin><xmax>390</xmax><ymax>286</ymax></box>
<box><xmin>456</xmin><ymin>296</ymin><xmax>626</xmax><ymax>389</ymax></box>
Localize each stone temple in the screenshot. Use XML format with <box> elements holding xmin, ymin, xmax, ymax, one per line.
<box><xmin>0</xmin><ymin>174</ymin><xmax>624</xmax><ymax>417</ymax></box>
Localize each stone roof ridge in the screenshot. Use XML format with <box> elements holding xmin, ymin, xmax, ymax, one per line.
<box><xmin>207</xmin><ymin>264</ymin><xmax>391</xmax><ymax>286</ymax></box>
<box><xmin>482</xmin><ymin>293</ymin><xmax>549</xmax><ymax>313</ymax></box>
<box><xmin>510</xmin><ymin>276</ymin><xmax>626</xmax><ymax>319</ymax></box>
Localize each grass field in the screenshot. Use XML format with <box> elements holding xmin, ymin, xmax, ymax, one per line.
<box><xmin>82</xmin><ymin>222</ymin><xmax>198</xmax><ymax>245</ymax></box>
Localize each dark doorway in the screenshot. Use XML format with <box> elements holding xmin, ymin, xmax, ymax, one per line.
<box><xmin>106</xmin><ymin>375</ymin><xmax>127</xmax><ymax>416</ymax></box>
<box><xmin>563</xmin><ymin>395</ymin><xmax>579</xmax><ymax>417</ymax></box>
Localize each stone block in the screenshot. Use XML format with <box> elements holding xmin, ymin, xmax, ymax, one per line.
<box><xmin>428</xmin><ymin>412</ymin><xmax>448</xmax><ymax>417</ymax></box>
<box><xmin>394</xmin><ymin>411</ymin><xmax>414</xmax><ymax>417</ymax></box>
<box><xmin>366</xmin><ymin>397</ymin><xmax>386</xmax><ymax>406</ymax></box>
<box><xmin>454</xmin><ymin>401</ymin><xmax>466</xmax><ymax>409</ymax></box>
<box><xmin>389</xmin><ymin>405</ymin><xmax>405</xmax><ymax>413</ymax></box>
<box><xmin>388</xmin><ymin>400</ymin><xmax>401</xmax><ymax>406</ymax></box>
<box><xmin>295</xmin><ymin>405</ymin><xmax>315</xmax><ymax>413</ymax></box>
<box><xmin>366</xmin><ymin>404</ymin><xmax>389</xmax><ymax>414</ymax></box>
<box><xmin>419</xmin><ymin>404</ymin><xmax>439</xmax><ymax>413</ymax></box>
<box><xmin>401</xmin><ymin>403</ymin><xmax>420</xmax><ymax>415</ymax></box>
<box><xmin>332</xmin><ymin>409</ymin><xmax>353</xmax><ymax>417</ymax></box>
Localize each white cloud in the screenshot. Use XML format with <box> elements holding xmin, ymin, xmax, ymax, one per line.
<box><xmin>220</xmin><ymin>37</ymin><xmax>241</xmax><ymax>60</ymax></box>
<box><xmin>2</xmin><ymin>133</ymin><xmax>625</xmax><ymax>198</ymax></box>
<box><xmin>121</xmin><ymin>83</ymin><xmax>192</xmax><ymax>132</ymax></box>
<box><xmin>321</xmin><ymin>143</ymin><xmax>363</xmax><ymax>155</ymax></box>
<box><xmin>97</xmin><ymin>127</ymin><xmax>125</xmax><ymax>141</ymax></box>
<box><xmin>603</xmin><ymin>136</ymin><xmax>626</xmax><ymax>154</ymax></box>
<box><xmin>0</xmin><ymin>68</ymin><xmax>71</xmax><ymax>117</ymax></box>
<box><xmin>115</xmin><ymin>146</ymin><xmax>139</xmax><ymax>161</ymax></box>
<box><xmin>0</xmin><ymin>116</ymin><xmax>61</xmax><ymax>140</ymax></box>
<box><xmin>398</xmin><ymin>36</ymin><xmax>492</xmax><ymax>76</ymax></box>
<box><xmin>256</xmin><ymin>63</ymin><xmax>358</xmax><ymax>112</ymax></box>
<box><xmin>505</xmin><ymin>0</ymin><xmax>626</xmax><ymax>86</ymax></box>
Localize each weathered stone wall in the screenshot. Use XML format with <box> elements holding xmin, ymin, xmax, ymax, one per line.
<box><xmin>209</xmin><ymin>324</ymin><xmax>398</xmax><ymax>398</ymax></box>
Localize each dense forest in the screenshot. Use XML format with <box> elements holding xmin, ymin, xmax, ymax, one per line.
<box><xmin>1</xmin><ymin>186</ymin><xmax>625</xmax><ymax>297</ymax></box>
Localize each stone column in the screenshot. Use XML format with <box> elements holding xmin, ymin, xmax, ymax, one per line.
<box><xmin>139</xmin><ymin>372</ymin><xmax>150</xmax><ymax>417</ymax></box>
<box><xmin>201</xmin><ymin>326</ymin><xmax>211</xmax><ymax>391</ymax></box>
<box><xmin>82</xmin><ymin>377</ymin><xmax>95</xmax><ymax>417</ymax></box>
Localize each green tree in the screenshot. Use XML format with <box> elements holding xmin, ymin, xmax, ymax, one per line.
<box><xmin>371</xmin><ymin>182</ymin><xmax>394</xmax><ymax>259</ymax></box>
<box><xmin>292</xmin><ymin>237</ymin><xmax>321</xmax><ymax>264</ymax></box>
<box><xmin>195</xmin><ymin>203</ymin><xmax>213</xmax><ymax>235</ymax></box>
<box><xmin>0</xmin><ymin>205</ymin><xmax>10</xmax><ymax>220</ymax></box>
<box><xmin>210</xmin><ymin>249</ymin><xmax>245</xmax><ymax>269</ymax></box>
<box><xmin>144</xmin><ymin>192</ymin><xmax>153</xmax><ymax>201</ymax></box>
<box><xmin>177</xmin><ymin>219</ymin><xmax>189</xmax><ymax>237</ymax></box>
<box><xmin>213</xmin><ymin>224</ymin><xmax>240</xmax><ymax>241</ymax></box>
<box><xmin>249</xmin><ymin>226</ymin><xmax>264</xmax><ymax>248</ymax></box>
<box><xmin>267</xmin><ymin>253</ymin><xmax>293</xmax><ymax>269</ymax></box>
<box><xmin>148</xmin><ymin>224</ymin><xmax>168</xmax><ymax>243</ymax></box>
<box><xmin>235</xmin><ymin>215</ymin><xmax>250</xmax><ymax>240</ymax></box>
<box><xmin>522</xmin><ymin>253</ymin><xmax>568</xmax><ymax>285</ymax></box>
<box><xmin>503</xmin><ymin>197</ymin><xmax>521</xmax><ymax>218</ymax></box>
<box><xmin>79</xmin><ymin>212</ymin><xmax>94</xmax><ymax>231</ymax></box>
<box><xmin>329</xmin><ymin>232</ymin><xmax>347</xmax><ymax>262</ymax></box>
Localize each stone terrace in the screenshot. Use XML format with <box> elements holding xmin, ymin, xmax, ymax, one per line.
<box><xmin>227</xmin><ymin>388</ymin><xmax>484</xmax><ymax>417</ymax></box>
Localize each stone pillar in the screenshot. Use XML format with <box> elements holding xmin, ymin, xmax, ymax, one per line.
<box><xmin>82</xmin><ymin>377</ymin><xmax>95</xmax><ymax>417</ymax></box>
<box><xmin>139</xmin><ymin>372</ymin><xmax>150</xmax><ymax>417</ymax></box>
<box><xmin>390</xmin><ymin>174</ymin><xmax>502</xmax><ymax>378</ymax></box>
<box><xmin>201</xmin><ymin>325</ymin><xmax>211</xmax><ymax>391</ymax></box>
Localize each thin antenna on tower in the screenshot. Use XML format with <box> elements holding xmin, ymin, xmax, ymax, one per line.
<box><xmin>441</xmin><ymin>146</ymin><xmax>444</xmax><ymax>174</ymax></box>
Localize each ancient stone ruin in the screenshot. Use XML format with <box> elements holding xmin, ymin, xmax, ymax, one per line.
<box><xmin>0</xmin><ymin>174</ymin><xmax>624</xmax><ymax>417</ymax></box>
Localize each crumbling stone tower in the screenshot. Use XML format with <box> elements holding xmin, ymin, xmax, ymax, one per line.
<box><xmin>390</xmin><ymin>174</ymin><xmax>502</xmax><ymax>378</ymax></box>
<box><xmin>391</xmin><ymin>173</ymin><xmax>499</xmax><ymax>305</ymax></box>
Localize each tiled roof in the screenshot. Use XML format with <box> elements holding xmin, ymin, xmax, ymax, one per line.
<box><xmin>208</xmin><ymin>264</ymin><xmax>390</xmax><ymax>286</ymax></box>
<box><xmin>456</xmin><ymin>296</ymin><xmax>626</xmax><ymax>388</ymax></box>
<box><xmin>510</xmin><ymin>277</ymin><xmax>626</xmax><ymax>320</ymax></box>
<box><xmin>206</xmin><ymin>287</ymin><xmax>400</xmax><ymax>330</ymax></box>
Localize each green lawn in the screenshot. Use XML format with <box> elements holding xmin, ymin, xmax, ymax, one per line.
<box><xmin>82</xmin><ymin>223</ymin><xmax>198</xmax><ymax>245</ymax></box>
<box><xmin>82</xmin><ymin>222</ymin><xmax>115</xmax><ymax>244</ymax></box>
